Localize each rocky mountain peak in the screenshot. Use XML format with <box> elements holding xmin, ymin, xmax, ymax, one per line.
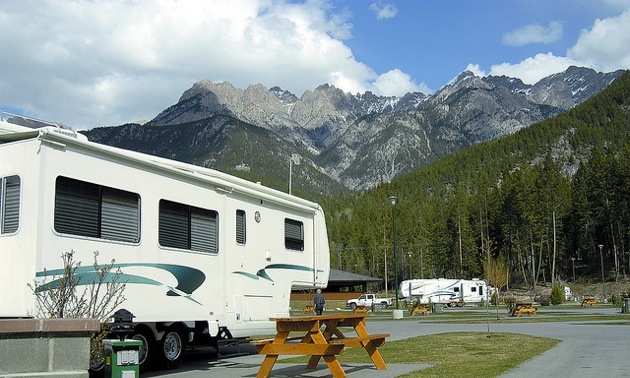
<box><xmin>432</xmin><ymin>70</ymin><xmax>491</xmax><ymax>103</ymax></box>
<box><xmin>269</xmin><ymin>86</ymin><xmax>299</xmax><ymax>105</ymax></box>
<box><xmin>114</xmin><ymin>66</ymin><xmax>627</xmax><ymax>191</ymax></box>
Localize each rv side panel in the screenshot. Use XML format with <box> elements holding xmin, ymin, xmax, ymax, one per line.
<box><xmin>0</xmin><ymin>139</ymin><xmax>41</xmax><ymax>317</ymax></box>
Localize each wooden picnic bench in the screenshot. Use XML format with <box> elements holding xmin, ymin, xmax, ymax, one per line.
<box><xmin>510</xmin><ymin>302</ymin><xmax>538</xmax><ymax>317</ymax></box>
<box><xmin>302</xmin><ymin>305</ymin><xmax>316</xmax><ymax>314</ymax></box>
<box><xmin>353</xmin><ymin>305</ymin><xmax>369</xmax><ymax>313</ymax></box>
<box><xmin>409</xmin><ymin>302</ymin><xmax>429</xmax><ymax>316</ymax></box>
<box><xmin>581</xmin><ymin>298</ymin><xmax>598</xmax><ymax>307</ymax></box>
<box><xmin>251</xmin><ymin>313</ymin><xmax>389</xmax><ymax>378</ymax></box>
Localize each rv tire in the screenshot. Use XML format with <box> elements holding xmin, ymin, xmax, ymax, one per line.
<box><xmin>158</xmin><ymin>327</ymin><xmax>187</xmax><ymax>369</ymax></box>
<box><xmin>131</xmin><ymin>326</ymin><xmax>156</xmax><ymax>371</ymax></box>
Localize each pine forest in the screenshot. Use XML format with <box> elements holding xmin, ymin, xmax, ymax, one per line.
<box><xmin>322</xmin><ymin>71</ymin><xmax>630</xmax><ymax>292</ymax></box>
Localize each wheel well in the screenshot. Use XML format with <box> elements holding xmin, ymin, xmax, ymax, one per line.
<box><xmin>134</xmin><ymin>323</ymin><xmax>155</xmax><ymax>337</ymax></box>
<box><xmin>156</xmin><ymin>322</ymin><xmax>191</xmax><ymax>337</ymax></box>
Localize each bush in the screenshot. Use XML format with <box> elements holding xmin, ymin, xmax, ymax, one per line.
<box><xmin>491</xmin><ymin>292</ymin><xmax>500</xmax><ymax>306</ymax></box>
<box><xmin>550</xmin><ymin>285</ymin><xmax>564</xmax><ymax>305</ymax></box>
<box><xmin>29</xmin><ymin>251</ymin><xmax>126</xmax><ymax>372</ymax></box>
<box><xmin>538</xmin><ymin>294</ymin><xmax>551</xmax><ymax>306</ymax></box>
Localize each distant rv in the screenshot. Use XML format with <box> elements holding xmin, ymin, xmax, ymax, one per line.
<box><xmin>0</xmin><ymin>115</ymin><xmax>330</xmax><ymax>371</ymax></box>
<box><xmin>400</xmin><ymin>278</ymin><xmax>491</xmax><ymax>306</ymax></box>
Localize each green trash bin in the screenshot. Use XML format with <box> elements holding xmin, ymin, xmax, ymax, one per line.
<box><xmin>103</xmin><ymin>339</ymin><xmax>142</xmax><ymax>378</ymax></box>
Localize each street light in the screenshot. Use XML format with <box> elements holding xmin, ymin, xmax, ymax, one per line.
<box><xmin>599</xmin><ymin>244</ymin><xmax>606</xmax><ymax>302</ymax></box>
<box><xmin>288</xmin><ymin>154</ymin><xmax>300</xmax><ymax>195</ymax></box>
<box><xmin>408</xmin><ymin>251</ymin><xmax>413</xmax><ymax>279</ymax></box>
<box><xmin>389</xmin><ymin>195</ymin><xmax>399</xmax><ymax>309</ymax></box>
<box><xmin>571</xmin><ymin>257</ymin><xmax>576</xmax><ymax>283</ymax></box>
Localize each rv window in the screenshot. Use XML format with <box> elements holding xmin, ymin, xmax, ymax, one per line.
<box><xmin>471</xmin><ymin>287</ymin><xmax>477</xmax><ymax>292</ymax></box>
<box><xmin>159</xmin><ymin>200</ymin><xmax>218</xmax><ymax>254</ymax></box>
<box><xmin>236</xmin><ymin>209</ymin><xmax>246</xmax><ymax>245</ymax></box>
<box><xmin>284</xmin><ymin>218</ymin><xmax>304</xmax><ymax>251</ymax></box>
<box><xmin>54</xmin><ymin>176</ymin><xmax>139</xmax><ymax>243</ymax></box>
<box><xmin>479</xmin><ymin>286</ymin><xmax>483</xmax><ymax>296</ymax></box>
<box><xmin>1</xmin><ymin>175</ymin><xmax>20</xmax><ymax>234</ymax></box>
<box><xmin>453</xmin><ymin>287</ymin><xmax>460</xmax><ymax>293</ymax></box>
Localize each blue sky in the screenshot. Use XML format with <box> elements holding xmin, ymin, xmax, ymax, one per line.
<box><xmin>1</xmin><ymin>0</ymin><xmax>629</xmax><ymax>130</ymax></box>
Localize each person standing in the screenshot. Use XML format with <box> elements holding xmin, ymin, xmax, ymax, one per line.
<box><xmin>313</xmin><ymin>288</ymin><xmax>326</xmax><ymax>315</ymax></box>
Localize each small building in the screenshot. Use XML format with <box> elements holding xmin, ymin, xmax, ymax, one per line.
<box><xmin>326</xmin><ymin>269</ymin><xmax>383</xmax><ymax>293</ymax></box>
<box><xmin>292</xmin><ymin>269</ymin><xmax>383</xmax><ymax>301</ymax></box>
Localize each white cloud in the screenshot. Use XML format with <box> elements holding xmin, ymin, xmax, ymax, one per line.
<box><xmin>502</xmin><ymin>21</ymin><xmax>563</xmax><ymax>46</ymax></box>
<box><xmin>465</xmin><ymin>64</ymin><xmax>487</xmax><ymax>78</ymax></box>
<box><xmin>372</xmin><ymin>69</ymin><xmax>432</xmax><ymax>96</ymax></box>
<box><xmin>567</xmin><ymin>9</ymin><xmax>630</xmax><ymax>72</ymax></box>
<box><xmin>488</xmin><ymin>53</ymin><xmax>581</xmax><ymax>84</ymax></box>
<box><xmin>369</xmin><ymin>2</ymin><xmax>399</xmax><ymax>20</ymax></box>
<box><xmin>0</xmin><ymin>0</ymin><xmax>414</xmax><ymax>129</ymax></box>
<box><xmin>488</xmin><ymin>10</ymin><xmax>630</xmax><ymax>84</ymax></box>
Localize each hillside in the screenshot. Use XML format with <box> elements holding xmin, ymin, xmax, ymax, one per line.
<box><xmin>322</xmin><ymin>71</ymin><xmax>630</xmax><ymax>289</ymax></box>
<box><xmin>84</xmin><ymin>67</ymin><xmax>623</xmax><ymax>195</ymax></box>
<box><xmin>84</xmin><ymin>115</ymin><xmax>347</xmax><ymax>200</ymax></box>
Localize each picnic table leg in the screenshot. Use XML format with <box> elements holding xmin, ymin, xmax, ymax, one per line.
<box><xmin>362</xmin><ymin>340</ymin><xmax>387</xmax><ymax>370</ymax></box>
<box><xmin>306</xmin><ymin>328</ymin><xmax>332</xmax><ymax>368</ymax></box>
<box><xmin>306</xmin><ymin>354</ymin><xmax>322</xmax><ymax>369</ymax></box>
<box><xmin>256</xmin><ymin>355</ymin><xmax>278</xmax><ymax>378</ymax></box>
<box><xmin>305</xmin><ymin>355</ymin><xmax>347</xmax><ymax>377</ymax></box>
<box><xmin>306</xmin><ymin>354</ymin><xmax>346</xmax><ymax>378</ymax></box>
<box><xmin>353</xmin><ymin>319</ymin><xmax>388</xmax><ymax>370</ymax></box>
<box><xmin>322</xmin><ymin>355</ymin><xmax>347</xmax><ymax>378</ymax></box>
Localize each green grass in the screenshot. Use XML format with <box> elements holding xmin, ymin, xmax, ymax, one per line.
<box><xmin>279</xmin><ymin>299</ymin><xmax>629</xmax><ymax>376</ymax></box>
<box><xmin>291</xmin><ymin>299</ymin><xmax>630</xmax><ymax>324</ymax></box>
<box><xmin>282</xmin><ymin>332</ymin><xmax>559</xmax><ymax>377</ymax></box>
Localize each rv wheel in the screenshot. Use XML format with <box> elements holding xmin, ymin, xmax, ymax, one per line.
<box><xmin>158</xmin><ymin>328</ymin><xmax>187</xmax><ymax>369</ymax></box>
<box><xmin>130</xmin><ymin>326</ymin><xmax>156</xmax><ymax>371</ymax></box>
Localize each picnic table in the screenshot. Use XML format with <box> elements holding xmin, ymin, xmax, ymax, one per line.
<box><xmin>353</xmin><ymin>305</ymin><xmax>369</xmax><ymax>313</ymax></box>
<box><xmin>409</xmin><ymin>302</ymin><xmax>429</xmax><ymax>316</ymax></box>
<box><xmin>510</xmin><ymin>302</ymin><xmax>538</xmax><ymax>317</ymax></box>
<box><xmin>581</xmin><ymin>297</ymin><xmax>598</xmax><ymax>307</ymax></box>
<box><xmin>251</xmin><ymin>313</ymin><xmax>389</xmax><ymax>378</ymax></box>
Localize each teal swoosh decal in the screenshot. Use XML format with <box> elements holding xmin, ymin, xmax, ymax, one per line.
<box><xmin>116</xmin><ymin>263</ymin><xmax>205</xmax><ymax>295</ymax></box>
<box><xmin>265</xmin><ymin>264</ymin><xmax>314</xmax><ymax>272</ymax></box>
<box><xmin>233</xmin><ymin>271</ymin><xmax>259</xmax><ymax>280</ymax></box>
<box><xmin>36</xmin><ymin>263</ymin><xmax>206</xmax><ymax>305</ymax></box>
<box><xmin>36</xmin><ymin>272</ymin><xmax>163</xmax><ymax>292</ymax></box>
<box><xmin>256</xmin><ymin>269</ymin><xmax>273</xmax><ymax>281</ymax></box>
<box><xmin>233</xmin><ymin>264</ymin><xmax>322</xmax><ymax>283</ymax></box>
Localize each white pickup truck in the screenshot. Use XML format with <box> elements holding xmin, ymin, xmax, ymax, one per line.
<box><xmin>346</xmin><ymin>293</ymin><xmax>393</xmax><ymax>310</ymax></box>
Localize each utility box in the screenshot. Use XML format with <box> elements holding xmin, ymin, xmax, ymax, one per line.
<box><xmin>103</xmin><ymin>339</ymin><xmax>142</xmax><ymax>378</ymax></box>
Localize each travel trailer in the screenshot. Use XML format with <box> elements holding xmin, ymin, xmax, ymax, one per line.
<box><xmin>0</xmin><ymin>116</ymin><xmax>330</xmax><ymax>370</ymax></box>
<box><xmin>400</xmin><ymin>278</ymin><xmax>490</xmax><ymax>306</ymax></box>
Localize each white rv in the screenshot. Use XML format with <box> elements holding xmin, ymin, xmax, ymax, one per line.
<box><xmin>0</xmin><ymin>118</ymin><xmax>330</xmax><ymax>370</ymax></box>
<box><xmin>400</xmin><ymin>278</ymin><xmax>489</xmax><ymax>306</ymax></box>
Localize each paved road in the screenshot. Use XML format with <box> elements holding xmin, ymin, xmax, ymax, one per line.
<box><xmin>145</xmin><ymin>306</ymin><xmax>630</xmax><ymax>377</ymax></box>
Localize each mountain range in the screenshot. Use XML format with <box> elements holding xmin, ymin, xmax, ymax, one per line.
<box><xmin>82</xmin><ymin>66</ymin><xmax>624</xmax><ymax>196</ymax></box>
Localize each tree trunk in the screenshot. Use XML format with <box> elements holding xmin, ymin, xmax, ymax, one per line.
<box><xmin>552</xmin><ymin>211</ymin><xmax>557</xmax><ymax>286</ymax></box>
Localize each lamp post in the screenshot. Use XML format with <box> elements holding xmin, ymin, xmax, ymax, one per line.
<box><xmin>389</xmin><ymin>195</ymin><xmax>399</xmax><ymax>310</ymax></box>
<box><xmin>408</xmin><ymin>251</ymin><xmax>413</xmax><ymax>279</ymax></box>
<box><xmin>288</xmin><ymin>154</ymin><xmax>300</xmax><ymax>194</ymax></box>
<box><xmin>598</xmin><ymin>244</ymin><xmax>606</xmax><ymax>302</ymax></box>
<box><xmin>571</xmin><ymin>257</ymin><xmax>576</xmax><ymax>283</ymax></box>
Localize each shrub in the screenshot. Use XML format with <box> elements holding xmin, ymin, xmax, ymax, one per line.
<box><xmin>491</xmin><ymin>291</ymin><xmax>500</xmax><ymax>306</ymax></box>
<box><xmin>29</xmin><ymin>250</ymin><xmax>126</xmax><ymax>372</ymax></box>
<box><xmin>550</xmin><ymin>284</ymin><xmax>564</xmax><ymax>305</ymax></box>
